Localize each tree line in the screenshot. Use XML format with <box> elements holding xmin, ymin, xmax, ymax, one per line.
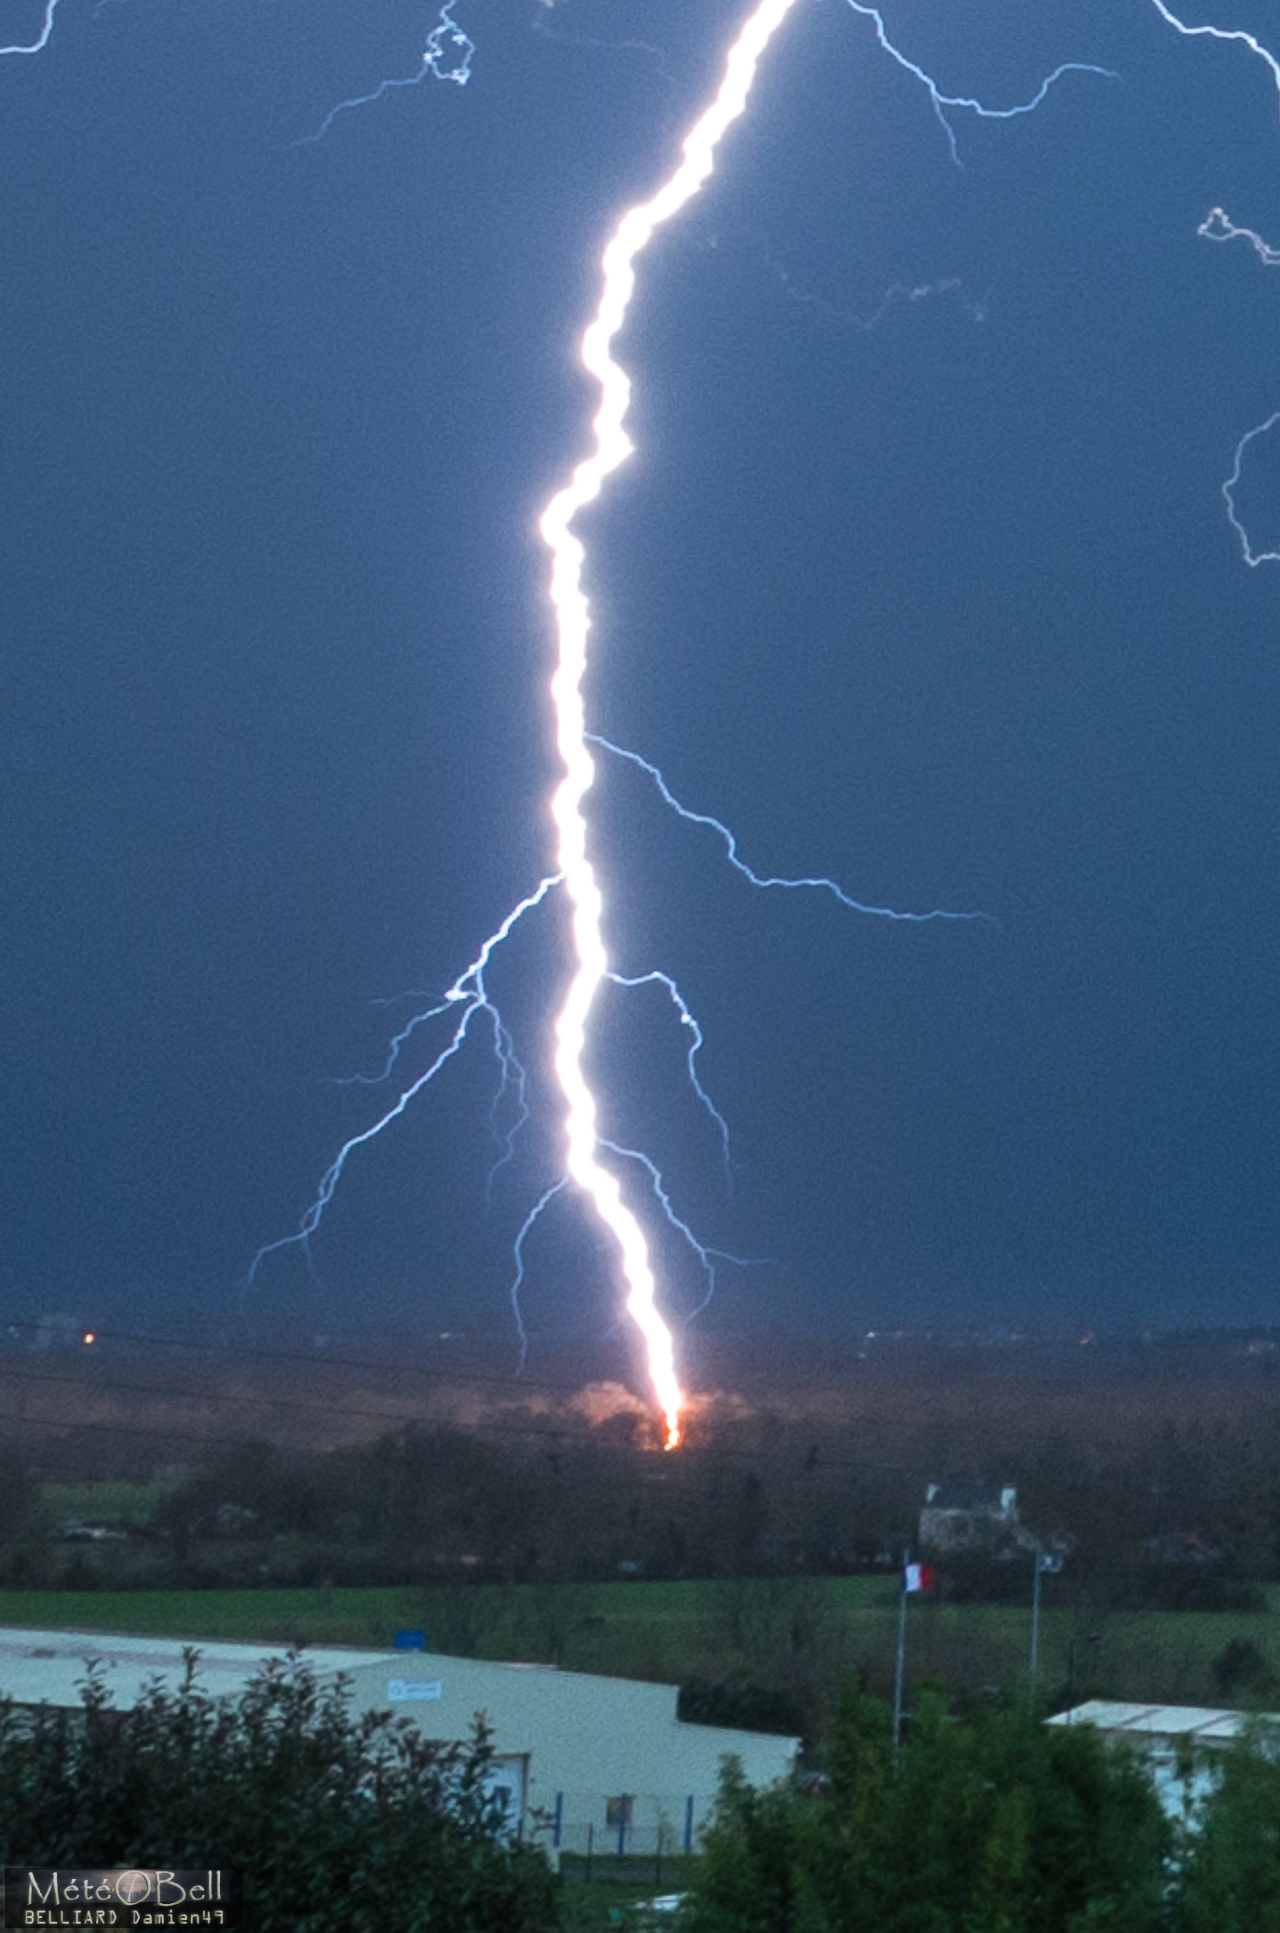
<box><xmin>7</xmin><ymin>1402</ymin><xmax>1280</xmax><ymax>1602</ymax></box>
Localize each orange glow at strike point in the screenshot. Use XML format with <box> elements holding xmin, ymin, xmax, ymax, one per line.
<box><xmin>539</xmin><ymin>0</ymin><xmax>801</xmax><ymax>1451</ymax></box>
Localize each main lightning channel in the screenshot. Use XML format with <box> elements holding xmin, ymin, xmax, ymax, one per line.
<box><xmin>538</xmin><ymin>0</ymin><xmax>802</xmax><ymax>1450</ymax></box>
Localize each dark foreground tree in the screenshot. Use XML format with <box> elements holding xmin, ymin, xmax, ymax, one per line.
<box><xmin>0</xmin><ymin>1651</ymin><xmax>558</xmax><ymax>1933</ymax></box>
<box><xmin>1177</xmin><ymin>1721</ymin><xmax>1280</xmax><ymax>1933</ymax></box>
<box><xmin>687</xmin><ymin>1685</ymin><xmax>1170</xmax><ymax>1933</ymax></box>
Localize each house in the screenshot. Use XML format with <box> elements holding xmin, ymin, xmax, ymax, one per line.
<box><xmin>919</xmin><ymin>1482</ymin><xmax>1020</xmax><ymax>1553</ymax></box>
<box><xmin>0</xmin><ymin>1627</ymin><xmax>798</xmax><ymax>1858</ymax></box>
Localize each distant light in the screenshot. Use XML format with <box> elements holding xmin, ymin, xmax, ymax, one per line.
<box><xmin>81</xmin><ymin>1332</ymin><xmax>95</xmax><ymax>1345</ymax></box>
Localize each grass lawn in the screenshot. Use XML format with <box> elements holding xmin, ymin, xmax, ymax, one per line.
<box><xmin>40</xmin><ymin>1476</ymin><xmax>185</xmax><ymax>1528</ymax></box>
<box><xmin>558</xmin><ymin>1857</ymin><xmax>695</xmax><ymax>1931</ymax></box>
<box><xmin>0</xmin><ymin>1586</ymin><xmax>426</xmax><ymax>1649</ymax></box>
<box><xmin>0</xmin><ymin>1579</ymin><xmax>1276</xmax><ymax>1711</ymax></box>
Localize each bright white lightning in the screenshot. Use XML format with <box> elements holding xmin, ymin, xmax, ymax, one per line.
<box><xmin>590</xmin><ymin>735</ymin><xmax>997</xmax><ymax>927</ymax></box>
<box><xmin>840</xmin><ymin>1</ymin><xmax>1116</xmax><ymax>165</ymax></box>
<box><xmin>1198</xmin><ymin>211</ymin><xmax>1280</xmax><ymax>564</ymax></box>
<box><xmin>1200</xmin><ymin>205</ymin><xmax>1280</xmax><ymax>267</ymax></box>
<box><xmin>1</xmin><ymin>0</ymin><xmax>62</xmax><ymax>56</ymax></box>
<box><xmin>1147</xmin><ymin>11</ymin><xmax>1280</xmax><ymax>561</ymax></box>
<box><xmin>538</xmin><ymin>0</ymin><xmax>803</xmax><ymax>1449</ymax></box>
<box><xmin>1144</xmin><ymin>2</ymin><xmax>1280</xmax><ymax>118</ymax></box>
<box><xmin>244</xmin><ymin>874</ymin><xmax>561</xmax><ymax>1291</ymax></box>
<box><xmin>292</xmin><ymin>1</ymin><xmax>475</xmax><ymax>148</ymax></box>
<box><xmin>1221</xmin><ymin>410</ymin><xmax>1280</xmax><ymax>565</ymax></box>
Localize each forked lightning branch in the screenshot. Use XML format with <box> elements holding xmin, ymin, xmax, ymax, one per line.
<box><xmin>11</xmin><ymin>0</ymin><xmax>1268</xmax><ymax>1444</ymax></box>
<box><xmin>247</xmin><ymin>0</ymin><xmax>1105</xmax><ymax>1445</ymax></box>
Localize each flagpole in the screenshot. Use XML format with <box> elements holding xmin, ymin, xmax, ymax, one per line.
<box><xmin>892</xmin><ymin>1546</ymin><xmax>908</xmax><ymax>1758</ymax></box>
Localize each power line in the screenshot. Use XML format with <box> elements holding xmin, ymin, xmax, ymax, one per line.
<box><xmin>0</xmin><ymin>1321</ymin><xmax>914</xmax><ymax>1477</ymax></box>
<box><xmin>0</xmin><ymin>1316</ymin><xmax>596</xmax><ymax>1397</ymax></box>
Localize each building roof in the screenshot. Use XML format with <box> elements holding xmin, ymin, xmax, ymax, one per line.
<box><xmin>0</xmin><ymin>1626</ymin><xmax>391</xmax><ymax>1711</ymax></box>
<box><xmin>0</xmin><ymin>1626</ymin><xmax>744</xmax><ymax>1720</ymax></box>
<box><xmin>1047</xmin><ymin>1700</ymin><xmax>1279</xmax><ymax>1744</ymax></box>
<box><xmin>924</xmin><ymin>1483</ymin><xmax>1015</xmax><ymax>1512</ymax></box>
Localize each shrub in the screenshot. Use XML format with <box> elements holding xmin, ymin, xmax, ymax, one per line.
<box><xmin>0</xmin><ymin>1650</ymin><xmax>558</xmax><ymax>1932</ymax></box>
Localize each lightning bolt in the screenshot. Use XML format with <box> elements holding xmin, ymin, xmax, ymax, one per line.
<box><xmin>292</xmin><ymin>1</ymin><xmax>475</xmax><ymax>149</ymax></box>
<box><xmin>1221</xmin><ymin>411</ymin><xmax>1280</xmax><ymax>567</ymax></box>
<box><xmin>10</xmin><ymin>0</ymin><xmax>1113</xmax><ymax>1443</ymax></box>
<box><xmin>1197</xmin><ymin>213</ymin><xmax>1280</xmax><ymax>565</ymax></box>
<box><xmin>1146</xmin><ymin>10</ymin><xmax>1280</xmax><ymax>560</ymax></box>
<box><xmin>839</xmin><ymin>1</ymin><xmax>1117</xmax><ymax>165</ymax></box>
<box><xmin>1</xmin><ymin>0</ymin><xmax>62</xmax><ymax>56</ymax></box>
<box><xmin>243</xmin><ymin>875</ymin><xmax>562</xmax><ymax>1293</ymax></box>
<box><xmin>538</xmin><ymin>0</ymin><xmax>805</xmax><ymax>1449</ymax></box>
<box><xmin>589</xmin><ymin>736</ymin><xmax>997</xmax><ymax>928</ymax></box>
<box><xmin>253</xmin><ymin>0</ymin><xmax>1086</xmax><ymax>1443</ymax></box>
<box><xmin>1143</xmin><ymin>1</ymin><xmax>1280</xmax><ymax>115</ymax></box>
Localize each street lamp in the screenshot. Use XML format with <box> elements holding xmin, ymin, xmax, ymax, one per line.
<box><xmin>1030</xmin><ymin>1546</ymin><xmax>1063</xmax><ymax>1687</ymax></box>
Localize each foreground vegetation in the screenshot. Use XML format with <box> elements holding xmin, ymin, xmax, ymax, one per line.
<box><xmin>8</xmin><ymin>1651</ymin><xmax>1280</xmax><ymax>1931</ymax></box>
<box><xmin>0</xmin><ymin>1652</ymin><xmax>558</xmax><ymax>1932</ymax></box>
<box><xmin>687</xmin><ymin>1686</ymin><xmax>1280</xmax><ymax>1933</ymax></box>
<box><xmin>691</xmin><ymin>1687</ymin><xmax>1172</xmax><ymax>1931</ymax></box>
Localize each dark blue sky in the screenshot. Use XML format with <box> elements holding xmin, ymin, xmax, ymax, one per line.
<box><xmin>2</xmin><ymin>0</ymin><xmax>1278</xmax><ymax>1368</ymax></box>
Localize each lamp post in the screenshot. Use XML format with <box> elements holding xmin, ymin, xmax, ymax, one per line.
<box><xmin>892</xmin><ymin>1547</ymin><xmax>909</xmax><ymax>1756</ymax></box>
<box><xmin>1030</xmin><ymin>1547</ymin><xmax>1062</xmax><ymax>1690</ymax></box>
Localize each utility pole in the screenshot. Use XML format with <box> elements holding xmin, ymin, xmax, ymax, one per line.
<box><xmin>1030</xmin><ymin>1546</ymin><xmax>1062</xmax><ymax>1690</ymax></box>
<box><xmin>892</xmin><ymin>1547</ymin><xmax>908</xmax><ymax>1756</ymax></box>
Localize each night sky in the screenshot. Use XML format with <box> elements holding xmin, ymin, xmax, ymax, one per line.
<box><xmin>2</xmin><ymin>0</ymin><xmax>1278</xmax><ymax>1370</ymax></box>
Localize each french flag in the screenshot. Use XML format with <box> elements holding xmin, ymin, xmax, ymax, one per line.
<box><xmin>903</xmin><ymin>1562</ymin><xmax>936</xmax><ymax>1593</ymax></box>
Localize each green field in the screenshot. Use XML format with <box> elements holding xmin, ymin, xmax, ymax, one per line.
<box><xmin>40</xmin><ymin>1476</ymin><xmax>185</xmax><ymax>1527</ymax></box>
<box><xmin>2</xmin><ymin>1578</ymin><xmax>1277</xmax><ymax>1713</ymax></box>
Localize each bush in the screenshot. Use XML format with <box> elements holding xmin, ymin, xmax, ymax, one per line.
<box><xmin>0</xmin><ymin>1650</ymin><xmax>558</xmax><ymax>1932</ymax></box>
<box><xmin>1116</xmin><ymin>1568</ymin><xmax>1267</xmax><ymax>1614</ymax></box>
<box><xmin>1177</xmin><ymin>1722</ymin><xmax>1280</xmax><ymax>1933</ymax></box>
<box><xmin>678</xmin><ymin>1676</ymin><xmax>805</xmax><ymax>1736</ymax></box>
<box><xmin>1210</xmin><ymin>1636</ymin><xmax>1275</xmax><ymax>1703</ymax></box>
<box><xmin>687</xmin><ymin>1685</ymin><xmax>1171</xmax><ymax>1932</ymax></box>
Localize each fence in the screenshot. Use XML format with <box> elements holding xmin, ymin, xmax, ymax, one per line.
<box><xmin>542</xmin><ymin>1790</ymin><xmax>711</xmax><ymax>1879</ymax></box>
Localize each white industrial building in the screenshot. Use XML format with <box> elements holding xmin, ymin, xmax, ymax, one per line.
<box><xmin>1046</xmin><ymin>1700</ymin><xmax>1280</xmax><ymax>1822</ymax></box>
<box><xmin>0</xmin><ymin>1627</ymin><xmax>798</xmax><ymax>1856</ymax></box>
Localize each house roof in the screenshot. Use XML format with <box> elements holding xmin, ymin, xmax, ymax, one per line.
<box><xmin>924</xmin><ymin>1484</ymin><xmax>1014</xmax><ymax>1512</ymax></box>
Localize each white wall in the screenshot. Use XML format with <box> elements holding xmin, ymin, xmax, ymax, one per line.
<box><xmin>344</xmin><ymin>1652</ymin><xmax>798</xmax><ymax>1846</ymax></box>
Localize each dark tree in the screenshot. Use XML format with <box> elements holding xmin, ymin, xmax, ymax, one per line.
<box><xmin>1177</xmin><ymin>1723</ymin><xmax>1280</xmax><ymax>1933</ymax></box>
<box><xmin>0</xmin><ymin>1651</ymin><xmax>558</xmax><ymax>1933</ymax></box>
<box><xmin>687</xmin><ymin>1685</ymin><xmax>1170</xmax><ymax>1932</ymax></box>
